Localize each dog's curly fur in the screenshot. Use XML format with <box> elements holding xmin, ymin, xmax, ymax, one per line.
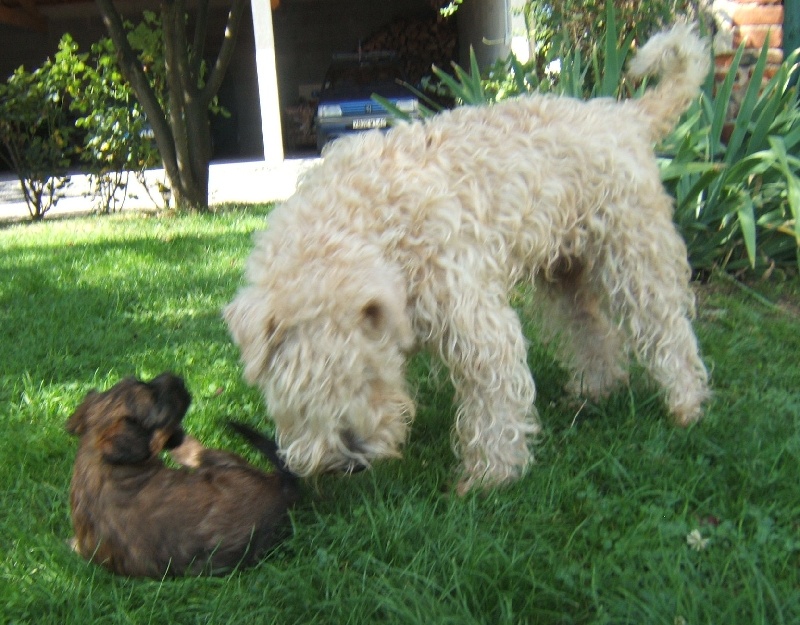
<box><xmin>66</xmin><ymin>373</ymin><xmax>298</xmax><ymax>577</ymax></box>
<box><xmin>225</xmin><ymin>24</ymin><xmax>712</xmax><ymax>493</ymax></box>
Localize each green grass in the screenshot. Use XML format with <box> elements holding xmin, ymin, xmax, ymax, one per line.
<box><xmin>1</xmin><ymin>209</ymin><xmax>799</xmax><ymax>624</ymax></box>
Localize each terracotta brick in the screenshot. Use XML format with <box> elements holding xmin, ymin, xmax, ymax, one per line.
<box><xmin>733</xmin><ymin>25</ymin><xmax>783</xmax><ymax>48</ymax></box>
<box><xmin>732</xmin><ymin>5</ymin><xmax>784</xmax><ymax>26</ymax></box>
<box><xmin>714</xmin><ymin>53</ymin><xmax>736</xmax><ymax>71</ymax></box>
<box><xmin>713</xmin><ymin>49</ymin><xmax>783</xmax><ymax>72</ymax></box>
<box><xmin>714</xmin><ymin>70</ymin><xmax>732</xmax><ymax>85</ymax></box>
<box><xmin>767</xmin><ymin>49</ymin><xmax>785</xmax><ymax>64</ymax></box>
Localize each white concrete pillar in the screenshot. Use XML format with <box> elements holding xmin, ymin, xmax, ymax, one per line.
<box><xmin>250</xmin><ymin>0</ymin><xmax>283</xmax><ymax>164</ymax></box>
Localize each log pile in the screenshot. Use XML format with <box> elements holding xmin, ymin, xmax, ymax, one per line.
<box><xmin>360</xmin><ymin>13</ymin><xmax>458</xmax><ymax>85</ymax></box>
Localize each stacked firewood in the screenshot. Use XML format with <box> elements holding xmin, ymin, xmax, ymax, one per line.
<box><xmin>360</xmin><ymin>13</ymin><xmax>458</xmax><ymax>85</ymax></box>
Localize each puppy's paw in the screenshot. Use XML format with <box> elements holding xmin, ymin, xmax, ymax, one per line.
<box><xmin>169</xmin><ymin>435</ymin><xmax>205</xmax><ymax>468</ymax></box>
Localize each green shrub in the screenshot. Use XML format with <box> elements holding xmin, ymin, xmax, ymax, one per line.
<box><xmin>65</xmin><ymin>35</ymin><xmax>161</xmax><ymax>213</ymax></box>
<box><xmin>0</xmin><ymin>56</ymin><xmax>77</xmax><ymax>220</ymax></box>
<box><xmin>0</xmin><ymin>32</ymin><xmax>161</xmax><ymax>218</ymax></box>
<box><xmin>398</xmin><ymin>1</ymin><xmax>634</xmax><ymax>112</ymax></box>
<box><xmin>0</xmin><ymin>19</ymin><xmax>175</xmax><ymax>220</ymax></box>
<box><xmin>522</xmin><ymin>0</ymin><xmax>699</xmax><ymax>86</ymax></box>
<box><xmin>484</xmin><ymin>0</ymin><xmax>636</xmax><ymax>102</ymax></box>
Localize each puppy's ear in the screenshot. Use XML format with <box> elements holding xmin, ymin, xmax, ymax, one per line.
<box><xmin>224</xmin><ymin>287</ymin><xmax>286</xmax><ymax>383</ymax></box>
<box><xmin>100</xmin><ymin>418</ymin><xmax>152</xmax><ymax>465</ymax></box>
<box><xmin>66</xmin><ymin>391</ymin><xmax>100</xmax><ymax>436</ymax></box>
<box><xmin>145</xmin><ymin>373</ymin><xmax>191</xmax><ymax>430</ymax></box>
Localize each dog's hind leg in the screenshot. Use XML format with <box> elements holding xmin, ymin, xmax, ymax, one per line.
<box><xmin>599</xmin><ymin>207</ymin><xmax>710</xmax><ymax>425</ymax></box>
<box><xmin>535</xmin><ymin>265</ymin><xmax>630</xmax><ymax>400</ymax></box>
<box><xmin>435</xmin><ymin>287</ymin><xmax>541</xmax><ymax>493</ymax></box>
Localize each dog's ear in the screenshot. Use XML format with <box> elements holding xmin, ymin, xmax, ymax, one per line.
<box><xmin>224</xmin><ymin>287</ymin><xmax>286</xmax><ymax>383</ymax></box>
<box><xmin>99</xmin><ymin>418</ymin><xmax>153</xmax><ymax>464</ymax></box>
<box><xmin>360</xmin><ymin>299</ymin><xmax>391</xmax><ymax>339</ymax></box>
<box><xmin>66</xmin><ymin>391</ymin><xmax>100</xmax><ymax>436</ymax></box>
<box><xmin>145</xmin><ymin>373</ymin><xmax>191</xmax><ymax>430</ymax></box>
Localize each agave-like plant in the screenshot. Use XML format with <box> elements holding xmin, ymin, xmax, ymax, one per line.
<box><xmin>661</xmin><ymin>40</ymin><xmax>800</xmax><ymax>273</ymax></box>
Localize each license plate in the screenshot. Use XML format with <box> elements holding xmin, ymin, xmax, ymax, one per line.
<box><xmin>352</xmin><ymin>117</ymin><xmax>387</xmax><ymax>130</ymax></box>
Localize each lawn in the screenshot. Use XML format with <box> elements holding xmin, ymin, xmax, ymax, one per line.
<box><xmin>1</xmin><ymin>208</ymin><xmax>798</xmax><ymax>624</ymax></box>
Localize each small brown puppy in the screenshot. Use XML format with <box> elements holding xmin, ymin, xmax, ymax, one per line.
<box><xmin>66</xmin><ymin>372</ymin><xmax>298</xmax><ymax>578</ymax></box>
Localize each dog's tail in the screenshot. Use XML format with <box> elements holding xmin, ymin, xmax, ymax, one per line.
<box><xmin>628</xmin><ymin>23</ymin><xmax>710</xmax><ymax>141</ymax></box>
<box><xmin>227</xmin><ymin>420</ymin><xmax>297</xmax><ymax>483</ymax></box>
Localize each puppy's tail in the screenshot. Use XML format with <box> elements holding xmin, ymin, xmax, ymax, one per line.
<box><xmin>226</xmin><ymin>420</ymin><xmax>297</xmax><ymax>482</ymax></box>
<box><xmin>628</xmin><ymin>23</ymin><xmax>710</xmax><ymax>141</ymax></box>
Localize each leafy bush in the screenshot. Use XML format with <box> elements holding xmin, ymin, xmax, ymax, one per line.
<box><xmin>521</xmin><ymin>0</ymin><xmax>700</xmax><ymax>85</ymax></box>
<box><xmin>484</xmin><ymin>1</ymin><xmax>636</xmax><ymax>102</ymax></box>
<box><xmin>0</xmin><ymin>23</ymin><xmax>170</xmax><ymax>219</ymax></box>
<box><xmin>65</xmin><ymin>35</ymin><xmax>162</xmax><ymax>213</ymax></box>
<box><xmin>0</xmin><ymin>56</ymin><xmax>76</xmax><ymax>220</ymax></box>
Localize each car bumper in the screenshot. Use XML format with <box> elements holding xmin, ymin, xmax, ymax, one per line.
<box><xmin>316</xmin><ymin>114</ymin><xmax>392</xmax><ymax>151</ymax></box>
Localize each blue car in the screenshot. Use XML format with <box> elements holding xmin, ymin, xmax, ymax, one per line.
<box><xmin>316</xmin><ymin>52</ymin><xmax>419</xmax><ymax>152</ymax></box>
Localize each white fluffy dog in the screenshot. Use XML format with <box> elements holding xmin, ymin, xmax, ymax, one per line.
<box><xmin>225</xmin><ymin>24</ymin><xmax>711</xmax><ymax>493</ymax></box>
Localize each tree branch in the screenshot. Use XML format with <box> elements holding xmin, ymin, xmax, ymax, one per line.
<box><xmin>94</xmin><ymin>0</ymin><xmax>177</xmax><ymax>175</ymax></box>
<box><xmin>163</xmin><ymin>0</ymin><xmax>193</xmax><ymax>96</ymax></box>
<box><xmin>190</xmin><ymin>0</ymin><xmax>210</xmax><ymax>81</ymax></box>
<box><xmin>200</xmin><ymin>0</ymin><xmax>247</xmax><ymax>107</ymax></box>
<box><xmin>160</xmin><ymin>0</ymin><xmax>193</xmax><ymax>191</ymax></box>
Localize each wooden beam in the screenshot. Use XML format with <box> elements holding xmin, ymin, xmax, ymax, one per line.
<box><xmin>0</xmin><ymin>4</ymin><xmax>47</xmax><ymax>32</ymax></box>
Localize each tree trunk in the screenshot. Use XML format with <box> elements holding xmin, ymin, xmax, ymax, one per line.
<box><xmin>94</xmin><ymin>0</ymin><xmax>247</xmax><ymax>212</ymax></box>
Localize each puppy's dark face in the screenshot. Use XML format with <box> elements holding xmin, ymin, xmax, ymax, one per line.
<box><xmin>66</xmin><ymin>373</ymin><xmax>191</xmax><ymax>465</ymax></box>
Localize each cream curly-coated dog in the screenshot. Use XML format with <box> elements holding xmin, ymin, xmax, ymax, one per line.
<box><xmin>226</xmin><ymin>24</ymin><xmax>711</xmax><ymax>493</ymax></box>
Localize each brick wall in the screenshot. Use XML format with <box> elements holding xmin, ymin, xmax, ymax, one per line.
<box><xmin>711</xmin><ymin>0</ymin><xmax>785</xmax><ymax>129</ymax></box>
<box><xmin>712</xmin><ymin>0</ymin><xmax>785</xmax><ymax>80</ymax></box>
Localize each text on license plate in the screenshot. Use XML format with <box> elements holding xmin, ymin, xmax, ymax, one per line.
<box><xmin>352</xmin><ymin>118</ymin><xmax>387</xmax><ymax>130</ymax></box>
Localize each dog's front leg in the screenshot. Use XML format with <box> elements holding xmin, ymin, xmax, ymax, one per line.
<box><xmin>436</xmin><ymin>290</ymin><xmax>541</xmax><ymax>494</ymax></box>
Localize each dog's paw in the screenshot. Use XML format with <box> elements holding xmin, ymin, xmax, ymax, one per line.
<box><xmin>168</xmin><ymin>435</ymin><xmax>205</xmax><ymax>468</ymax></box>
